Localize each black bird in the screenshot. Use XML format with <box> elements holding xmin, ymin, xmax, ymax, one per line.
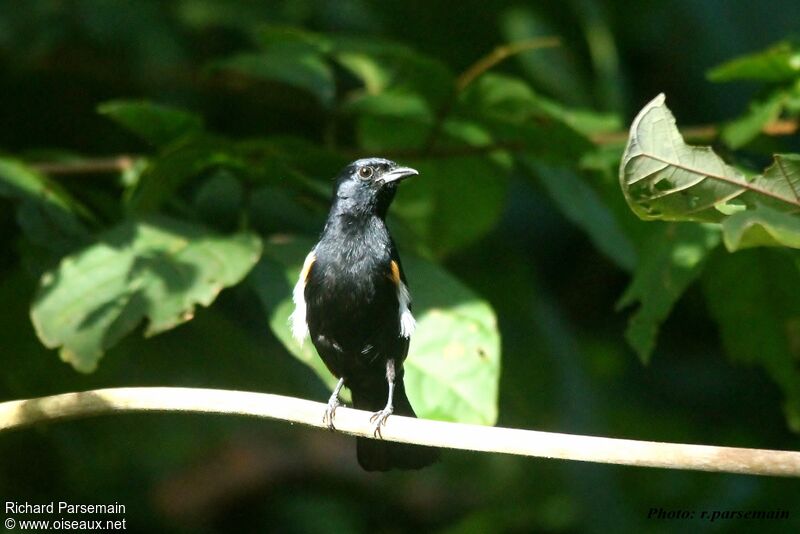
<box><xmin>290</xmin><ymin>157</ymin><xmax>440</xmax><ymax>471</ymax></box>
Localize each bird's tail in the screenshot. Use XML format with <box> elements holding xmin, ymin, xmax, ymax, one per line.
<box><xmin>350</xmin><ymin>379</ymin><xmax>440</xmax><ymax>471</ymax></box>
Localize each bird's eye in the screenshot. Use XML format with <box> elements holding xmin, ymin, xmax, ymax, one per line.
<box><xmin>358</xmin><ymin>166</ymin><xmax>374</xmax><ymax>180</ymax></box>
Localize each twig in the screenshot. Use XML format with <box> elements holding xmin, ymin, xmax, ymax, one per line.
<box><xmin>423</xmin><ymin>37</ymin><xmax>561</xmax><ymax>156</ymax></box>
<box><xmin>1</xmin><ymin>387</ymin><xmax>798</xmax><ymax>477</ymax></box>
<box><xmin>24</xmin><ymin>117</ymin><xmax>798</xmax><ymax>176</ymax></box>
<box><xmin>455</xmin><ymin>37</ymin><xmax>562</xmax><ymax>92</ymax></box>
<box><xmin>589</xmin><ymin>119</ymin><xmax>798</xmax><ymax>145</ymax></box>
<box><xmin>30</xmin><ymin>156</ymin><xmax>137</xmax><ymax>175</ymax></box>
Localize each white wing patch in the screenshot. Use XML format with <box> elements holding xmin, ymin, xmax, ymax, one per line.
<box><xmin>398</xmin><ymin>279</ymin><xmax>415</xmax><ymax>338</ymax></box>
<box><xmin>289</xmin><ymin>249</ymin><xmax>316</xmax><ymax>344</ymax></box>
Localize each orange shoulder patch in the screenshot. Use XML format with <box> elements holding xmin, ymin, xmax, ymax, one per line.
<box><xmin>389</xmin><ymin>260</ymin><xmax>401</xmax><ymax>285</ymax></box>
<box><xmin>300</xmin><ymin>251</ymin><xmax>316</xmax><ymax>282</ymax></box>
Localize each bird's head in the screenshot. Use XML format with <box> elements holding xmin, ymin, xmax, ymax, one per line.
<box><xmin>331</xmin><ymin>157</ymin><xmax>418</xmax><ymax>219</ymax></box>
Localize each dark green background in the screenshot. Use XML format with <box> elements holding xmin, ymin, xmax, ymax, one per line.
<box><xmin>1</xmin><ymin>1</ymin><xmax>799</xmax><ymax>533</ymax></box>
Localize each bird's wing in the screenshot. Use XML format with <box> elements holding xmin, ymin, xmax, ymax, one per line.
<box><xmin>289</xmin><ymin>248</ymin><xmax>316</xmax><ymax>343</ymax></box>
<box><xmin>388</xmin><ymin>244</ymin><xmax>415</xmax><ymax>339</ymax></box>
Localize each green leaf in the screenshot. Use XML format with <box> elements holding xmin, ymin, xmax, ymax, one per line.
<box><xmin>255</xmin><ymin>25</ymin><xmax>331</xmax><ymax>54</ymax></box>
<box><xmin>707</xmin><ymin>41</ymin><xmax>800</xmax><ymax>83</ymax></box>
<box><xmin>703</xmin><ymin>250</ymin><xmax>800</xmax><ymax>431</ymax></box>
<box><xmin>252</xmin><ymin>237</ymin><xmax>501</xmax><ymax>425</ymax></box>
<box><xmin>620</xmin><ymin>94</ymin><xmax>800</xmax><ymax>222</ymax></box>
<box><xmin>31</xmin><ymin>217</ymin><xmax>262</xmax><ymax>372</ymax></box>
<box><xmin>500</xmin><ymin>7</ymin><xmax>589</xmax><ymax>105</ymax></box>
<box><xmin>213</xmin><ymin>50</ymin><xmax>335</xmax><ymax>108</ymax></box>
<box><xmin>721</xmin><ymin>90</ymin><xmax>786</xmax><ymax>149</ymax></box>
<box><xmin>335</xmin><ymin>51</ymin><xmax>393</xmax><ymax>94</ymax></box>
<box><xmin>193</xmin><ymin>169</ymin><xmax>244</xmax><ymax>231</ymax></box>
<box><xmin>0</xmin><ymin>157</ymin><xmax>90</xmax><ymax>218</ymax></box>
<box><xmin>617</xmin><ymin>223</ymin><xmax>720</xmax><ymax>362</ymax></box>
<box><xmin>0</xmin><ymin>157</ymin><xmax>91</xmax><ymax>251</ymax></box>
<box><xmin>722</xmin><ymin>204</ymin><xmax>800</xmax><ymax>251</ymax></box>
<box><xmin>524</xmin><ymin>160</ymin><xmax>637</xmax><ymax>271</ymax></box>
<box><xmin>98</xmin><ymin>100</ymin><xmax>204</xmax><ymax>146</ymax></box>
<box><xmin>456</xmin><ymin>74</ymin><xmax>594</xmax><ymax>164</ymax></box>
<box><xmin>343</xmin><ymin>91</ymin><xmax>433</xmax><ymax>120</ymax></box>
<box><xmin>460</xmin><ymin>73</ymin><xmax>620</xmax><ymax>137</ymax></box>
<box><xmin>333</xmin><ymin>36</ymin><xmax>454</xmax><ymax>110</ymax></box>
<box><xmin>130</xmin><ymin>134</ymin><xmax>244</xmax><ymax>213</ymax></box>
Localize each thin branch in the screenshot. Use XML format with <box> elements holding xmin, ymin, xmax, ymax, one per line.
<box><xmin>1</xmin><ymin>387</ymin><xmax>798</xmax><ymax>477</ymax></box>
<box><xmin>423</xmin><ymin>37</ymin><xmax>561</xmax><ymax>156</ymax></box>
<box><xmin>30</xmin><ymin>156</ymin><xmax>138</xmax><ymax>175</ymax></box>
<box><xmin>589</xmin><ymin>119</ymin><xmax>798</xmax><ymax>145</ymax></box>
<box><xmin>455</xmin><ymin>37</ymin><xmax>562</xmax><ymax>92</ymax></box>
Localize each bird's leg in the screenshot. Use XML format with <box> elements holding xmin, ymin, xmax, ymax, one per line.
<box><xmin>323</xmin><ymin>377</ymin><xmax>346</xmax><ymax>430</ymax></box>
<box><xmin>369</xmin><ymin>359</ymin><xmax>396</xmax><ymax>438</ymax></box>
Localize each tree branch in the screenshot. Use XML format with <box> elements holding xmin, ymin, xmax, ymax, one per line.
<box><xmin>1</xmin><ymin>387</ymin><xmax>798</xmax><ymax>477</ymax></box>
<box><xmin>30</xmin><ymin>156</ymin><xmax>138</xmax><ymax>175</ymax></box>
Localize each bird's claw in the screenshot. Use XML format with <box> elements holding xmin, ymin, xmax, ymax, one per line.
<box><xmin>323</xmin><ymin>398</ymin><xmax>342</xmax><ymax>430</ymax></box>
<box><xmin>369</xmin><ymin>407</ymin><xmax>393</xmax><ymax>438</ymax></box>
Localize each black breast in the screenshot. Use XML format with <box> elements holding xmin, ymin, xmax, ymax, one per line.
<box><xmin>304</xmin><ymin>217</ymin><xmax>407</xmax><ymax>380</ymax></box>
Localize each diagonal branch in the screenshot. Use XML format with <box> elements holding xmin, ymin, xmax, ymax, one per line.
<box><xmin>422</xmin><ymin>37</ymin><xmax>561</xmax><ymax>155</ymax></box>
<box><xmin>1</xmin><ymin>387</ymin><xmax>798</xmax><ymax>477</ymax></box>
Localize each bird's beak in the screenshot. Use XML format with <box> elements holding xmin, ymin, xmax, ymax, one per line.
<box><xmin>380</xmin><ymin>166</ymin><xmax>418</xmax><ymax>184</ymax></box>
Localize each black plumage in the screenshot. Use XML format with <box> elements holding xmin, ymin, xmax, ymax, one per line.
<box><xmin>290</xmin><ymin>157</ymin><xmax>440</xmax><ymax>471</ymax></box>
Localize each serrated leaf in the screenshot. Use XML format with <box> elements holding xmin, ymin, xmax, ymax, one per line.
<box><xmin>722</xmin><ymin>204</ymin><xmax>800</xmax><ymax>251</ymax></box>
<box><xmin>98</xmin><ymin>100</ymin><xmax>204</xmax><ymax>146</ymax></box>
<box><xmin>31</xmin><ymin>217</ymin><xmax>262</xmax><ymax>372</ymax></box>
<box><xmin>213</xmin><ymin>51</ymin><xmax>335</xmax><ymax>108</ymax></box>
<box><xmin>620</xmin><ymin>94</ymin><xmax>800</xmax><ymax>222</ymax></box>
<box><xmin>252</xmin><ymin>237</ymin><xmax>501</xmax><ymax>425</ymax></box>
<box><xmin>703</xmin><ymin>250</ymin><xmax>800</xmax><ymax>431</ymax></box>
<box><xmin>617</xmin><ymin>224</ymin><xmax>720</xmax><ymax>362</ymax></box>
<box><xmin>707</xmin><ymin>41</ymin><xmax>800</xmax><ymax>83</ymax></box>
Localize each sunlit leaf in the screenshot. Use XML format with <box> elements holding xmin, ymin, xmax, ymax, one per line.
<box><xmin>721</xmin><ymin>90</ymin><xmax>786</xmax><ymax>149</ymax></box>
<box><xmin>0</xmin><ymin>158</ymin><xmax>90</xmax><ymax>219</ymax></box>
<box><xmin>722</xmin><ymin>204</ymin><xmax>800</xmax><ymax>251</ymax></box>
<box><xmin>31</xmin><ymin>217</ymin><xmax>262</xmax><ymax>372</ymax></box>
<box><xmin>617</xmin><ymin>223</ymin><xmax>720</xmax><ymax>362</ymax></box>
<box><xmin>620</xmin><ymin>94</ymin><xmax>800</xmax><ymax>222</ymax></box>
<box><xmin>707</xmin><ymin>41</ymin><xmax>800</xmax><ymax>83</ymax></box>
<box><xmin>252</xmin><ymin>237</ymin><xmax>501</xmax><ymax>425</ymax></box>
<box><xmin>0</xmin><ymin>157</ymin><xmax>91</xmax><ymax>251</ymax></box>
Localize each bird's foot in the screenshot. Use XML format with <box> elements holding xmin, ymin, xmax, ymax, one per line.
<box><xmin>369</xmin><ymin>406</ymin><xmax>393</xmax><ymax>438</ymax></box>
<box><xmin>323</xmin><ymin>398</ymin><xmax>342</xmax><ymax>430</ymax></box>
